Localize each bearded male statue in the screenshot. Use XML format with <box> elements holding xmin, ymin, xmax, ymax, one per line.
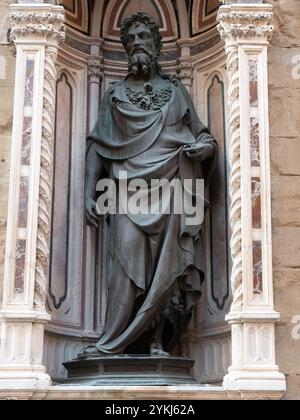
<box><xmin>81</xmin><ymin>12</ymin><xmax>217</xmax><ymax>358</ymax></box>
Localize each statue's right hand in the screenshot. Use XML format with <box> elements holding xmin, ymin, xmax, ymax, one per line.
<box><xmin>85</xmin><ymin>198</ymin><xmax>100</xmax><ymax>228</ymax></box>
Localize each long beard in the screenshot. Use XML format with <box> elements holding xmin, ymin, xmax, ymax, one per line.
<box><xmin>128</xmin><ymin>52</ymin><xmax>156</xmax><ymax>77</ymax></box>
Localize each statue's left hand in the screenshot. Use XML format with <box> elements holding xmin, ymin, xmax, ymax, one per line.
<box><xmin>85</xmin><ymin>198</ymin><xmax>100</xmax><ymax>228</ymax></box>
<box><xmin>185</xmin><ymin>142</ymin><xmax>214</xmax><ymax>162</ymax></box>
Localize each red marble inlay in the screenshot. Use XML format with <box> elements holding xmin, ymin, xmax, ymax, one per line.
<box><xmin>249</xmin><ymin>59</ymin><xmax>258</xmax><ymax>108</ymax></box>
<box><xmin>21</xmin><ymin>117</ymin><xmax>32</xmax><ymax>166</ymax></box>
<box><xmin>24</xmin><ymin>59</ymin><xmax>34</xmax><ymax>107</ymax></box>
<box><xmin>15</xmin><ymin>239</ymin><xmax>26</xmax><ymax>294</ymax></box>
<box><xmin>252</xmin><ymin>177</ymin><xmax>262</xmax><ymax>229</ymax></box>
<box><xmin>18</xmin><ymin>176</ymin><xmax>29</xmax><ymax>228</ymax></box>
<box><xmin>22</xmin><ymin>58</ymin><xmax>34</xmax><ymax>168</ymax></box>
<box><xmin>249</xmin><ymin>59</ymin><xmax>258</xmax><ymax>82</ymax></box>
<box><xmin>193</xmin><ymin>0</ymin><xmax>219</xmax><ymax>35</ymax></box>
<box><xmin>250</xmin><ymin>81</ymin><xmax>258</xmax><ymax>107</ymax></box>
<box><xmin>63</xmin><ymin>0</ymin><xmax>76</xmax><ymax>13</ymax></box>
<box><xmin>253</xmin><ymin>241</ymin><xmax>263</xmax><ymax>295</ymax></box>
<box><xmin>206</xmin><ymin>0</ymin><xmax>219</xmax><ymax>15</ymax></box>
<box><xmin>64</xmin><ymin>0</ymin><xmax>88</xmax><ymax>33</ymax></box>
<box><xmin>250</xmin><ymin>117</ymin><xmax>260</xmax><ymax>167</ymax></box>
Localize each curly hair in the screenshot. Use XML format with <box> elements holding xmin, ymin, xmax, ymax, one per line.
<box><xmin>120</xmin><ymin>12</ymin><xmax>163</xmax><ymax>56</ymax></box>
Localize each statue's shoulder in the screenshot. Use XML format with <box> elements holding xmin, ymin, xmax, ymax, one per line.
<box><xmin>161</xmin><ymin>74</ymin><xmax>180</xmax><ymax>87</ymax></box>
<box><xmin>162</xmin><ymin>75</ymin><xmax>188</xmax><ymax>96</ymax></box>
<box><xmin>104</xmin><ymin>80</ymin><xmax>124</xmax><ymax>96</ymax></box>
<box><xmin>110</xmin><ymin>80</ymin><xmax>123</xmax><ymax>89</ymax></box>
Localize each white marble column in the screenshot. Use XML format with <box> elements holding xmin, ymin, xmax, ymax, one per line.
<box><xmin>217</xmin><ymin>3</ymin><xmax>286</xmax><ymax>397</ymax></box>
<box><xmin>0</xmin><ymin>2</ymin><xmax>65</xmax><ymax>390</ymax></box>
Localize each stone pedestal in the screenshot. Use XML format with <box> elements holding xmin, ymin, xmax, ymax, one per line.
<box><xmin>64</xmin><ymin>356</ymin><xmax>197</xmax><ymax>386</ymax></box>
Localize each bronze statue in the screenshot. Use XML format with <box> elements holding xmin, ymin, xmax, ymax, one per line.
<box><xmin>81</xmin><ymin>12</ymin><xmax>217</xmax><ymax>358</ymax></box>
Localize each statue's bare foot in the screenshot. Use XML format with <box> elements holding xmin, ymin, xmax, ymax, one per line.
<box><xmin>150</xmin><ymin>343</ymin><xmax>170</xmax><ymax>357</ymax></box>
<box><xmin>78</xmin><ymin>345</ymin><xmax>105</xmax><ymax>358</ymax></box>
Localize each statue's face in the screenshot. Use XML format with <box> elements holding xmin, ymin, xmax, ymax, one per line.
<box><xmin>125</xmin><ymin>23</ymin><xmax>156</xmax><ymax>60</ymax></box>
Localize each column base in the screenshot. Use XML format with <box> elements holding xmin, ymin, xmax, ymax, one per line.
<box><xmin>223</xmin><ymin>368</ymin><xmax>286</xmax><ymax>399</ymax></box>
<box><xmin>0</xmin><ymin>369</ymin><xmax>51</xmax><ymax>399</ymax></box>
<box><xmin>223</xmin><ymin>312</ymin><xmax>287</xmax><ymax>399</ymax></box>
<box><xmin>0</xmin><ymin>368</ymin><xmax>51</xmax><ymax>389</ymax></box>
<box><xmin>0</xmin><ymin>311</ymin><xmax>51</xmax><ymax>398</ymax></box>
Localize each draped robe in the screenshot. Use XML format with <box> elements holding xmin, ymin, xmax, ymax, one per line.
<box><xmin>87</xmin><ymin>77</ymin><xmax>217</xmax><ymax>354</ymax></box>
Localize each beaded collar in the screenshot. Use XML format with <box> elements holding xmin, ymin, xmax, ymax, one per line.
<box><xmin>125</xmin><ymin>82</ymin><xmax>173</xmax><ymax>111</ymax></box>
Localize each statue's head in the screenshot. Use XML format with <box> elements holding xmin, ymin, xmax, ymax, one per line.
<box><xmin>120</xmin><ymin>12</ymin><xmax>162</xmax><ymax>76</ymax></box>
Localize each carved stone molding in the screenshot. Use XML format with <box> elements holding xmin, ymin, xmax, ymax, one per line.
<box><xmin>35</xmin><ymin>47</ymin><xmax>59</xmax><ymax>309</ymax></box>
<box><xmin>224</xmin><ymin>44</ymin><xmax>243</xmax><ymax>313</ymax></box>
<box><xmin>217</xmin><ymin>6</ymin><xmax>274</xmax><ymax>42</ymax></box>
<box><xmin>9</xmin><ymin>8</ymin><xmax>65</xmax><ymax>43</ymax></box>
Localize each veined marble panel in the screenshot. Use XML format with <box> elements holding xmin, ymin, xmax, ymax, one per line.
<box><xmin>46</xmin><ymin>60</ymin><xmax>87</xmax><ymax>330</ymax></box>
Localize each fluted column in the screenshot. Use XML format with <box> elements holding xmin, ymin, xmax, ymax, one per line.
<box><xmin>0</xmin><ymin>2</ymin><xmax>65</xmax><ymax>390</ymax></box>
<box><xmin>217</xmin><ymin>3</ymin><xmax>286</xmax><ymax>398</ymax></box>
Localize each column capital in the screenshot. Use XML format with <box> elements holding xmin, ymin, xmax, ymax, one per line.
<box><xmin>176</xmin><ymin>58</ymin><xmax>194</xmax><ymax>92</ymax></box>
<box><xmin>88</xmin><ymin>56</ymin><xmax>103</xmax><ymax>84</ymax></box>
<box><xmin>9</xmin><ymin>3</ymin><xmax>65</xmax><ymax>44</ymax></box>
<box><xmin>217</xmin><ymin>4</ymin><xmax>274</xmax><ymax>44</ymax></box>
